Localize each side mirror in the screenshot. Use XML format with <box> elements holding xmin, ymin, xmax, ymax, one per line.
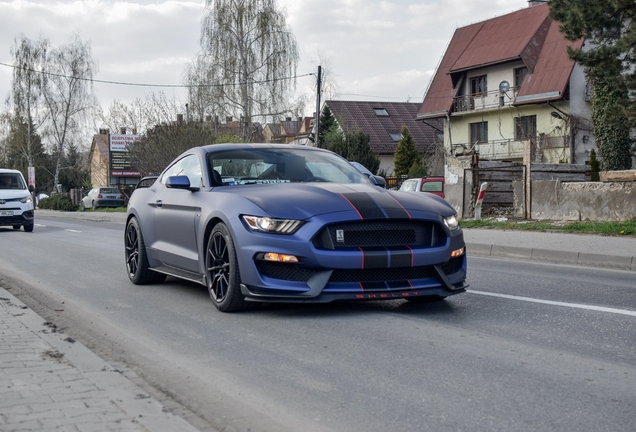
<box><xmin>165</xmin><ymin>175</ymin><xmax>199</xmax><ymax>191</ymax></box>
<box><xmin>369</xmin><ymin>175</ymin><xmax>387</xmax><ymax>188</ymax></box>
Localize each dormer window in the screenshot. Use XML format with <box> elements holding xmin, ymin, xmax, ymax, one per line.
<box><xmin>373</xmin><ymin>108</ymin><xmax>389</xmax><ymax>116</ymax></box>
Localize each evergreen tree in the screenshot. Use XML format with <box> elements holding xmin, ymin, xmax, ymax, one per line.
<box><xmin>549</xmin><ymin>0</ymin><xmax>635</xmax><ymax>170</ymax></box>
<box><xmin>589</xmin><ymin>148</ymin><xmax>600</xmax><ymax>181</ymax></box>
<box><xmin>394</xmin><ymin>126</ymin><xmax>420</xmax><ymax>177</ymax></box>
<box><xmin>324</xmin><ymin>123</ymin><xmax>379</xmax><ymax>174</ymax></box>
<box><xmin>316</xmin><ymin>105</ymin><xmax>335</xmax><ymax>148</ymax></box>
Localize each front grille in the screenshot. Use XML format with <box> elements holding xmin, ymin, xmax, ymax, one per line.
<box><xmin>330</xmin><ymin>266</ymin><xmax>438</xmax><ymax>283</ymax></box>
<box><xmin>256</xmin><ymin>261</ymin><xmax>316</xmax><ymax>282</ymax></box>
<box><xmin>313</xmin><ymin>221</ymin><xmax>445</xmax><ymax>250</ymax></box>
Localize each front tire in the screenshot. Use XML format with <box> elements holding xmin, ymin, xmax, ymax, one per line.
<box><xmin>206</xmin><ymin>223</ymin><xmax>247</xmax><ymax>312</ymax></box>
<box><xmin>125</xmin><ymin>217</ymin><xmax>164</xmax><ymax>284</ymax></box>
<box><xmin>23</xmin><ymin>222</ymin><xmax>34</xmax><ymax>232</ymax></box>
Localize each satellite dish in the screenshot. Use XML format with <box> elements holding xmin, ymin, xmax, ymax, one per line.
<box><xmin>499</xmin><ymin>81</ymin><xmax>510</xmax><ymax>93</ymax></box>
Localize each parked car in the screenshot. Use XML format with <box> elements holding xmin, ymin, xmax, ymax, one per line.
<box><xmin>125</xmin><ymin>144</ymin><xmax>467</xmax><ymax>312</ymax></box>
<box><xmin>81</xmin><ymin>187</ymin><xmax>125</xmax><ymax>210</ymax></box>
<box><xmin>399</xmin><ymin>177</ymin><xmax>445</xmax><ymax>198</ymax></box>
<box><xmin>0</xmin><ymin>169</ymin><xmax>35</xmax><ymax>232</ymax></box>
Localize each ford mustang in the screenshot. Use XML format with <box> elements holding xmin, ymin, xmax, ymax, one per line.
<box><xmin>124</xmin><ymin>144</ymin><xmax>467</xmax><ymax>312</ymax></box>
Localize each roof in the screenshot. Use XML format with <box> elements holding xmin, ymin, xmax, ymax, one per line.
<box><xmin>326</xmin><ymin>100</ymin><xmax>443</xmax><ymax>155</ymax></box>
<box><xmin>418</xmin><ymin>3</ymin><xmax>583</xmax><ymax>119</ymax></box>
<box><xmin>90</xmin><ymin>133</ymin><xmax>109</xmax><ymax>164</ymax></box>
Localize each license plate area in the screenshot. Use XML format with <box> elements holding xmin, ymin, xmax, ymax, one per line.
<box><xmin>1</xmin><ymin>210</ymin><xmax>14</xmax><ymax>216</ymax></box>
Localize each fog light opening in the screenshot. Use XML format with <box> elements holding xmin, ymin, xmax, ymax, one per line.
<box><xmin>451</xmin><ymin>247</ymin><xmax>465</xmax><ymax>258</ymax></box>
<box><xmin>263</xmin><ymin>252</ymin><xmax>299</xmax><ymax>263</ymax></box>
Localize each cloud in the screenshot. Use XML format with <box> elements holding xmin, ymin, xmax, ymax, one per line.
<box><xmin>0</xmin><ymin>0</ymin><xmax>531</xmax><ymax>115</ymax></box>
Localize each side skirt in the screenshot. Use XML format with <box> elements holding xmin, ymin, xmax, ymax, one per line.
<box><xmin>151</xmin><ymin>265</ymin><xmax>206</xmax><ymax>286</ymax></box>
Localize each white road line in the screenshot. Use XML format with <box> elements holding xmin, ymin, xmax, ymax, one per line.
<box><xmin>35</xmin><ymin>224</ymin><xmax>46</xmax><ymax>227</ymax></box>
<box><xmin>467</xmin><ymin>290</ymin><xmax>636</xmax><ymax>317</ymax></box>
<box><xmin>65</xmin><ymin>229</ymin><xmax>82</xmax><ymax>233</ymax></box>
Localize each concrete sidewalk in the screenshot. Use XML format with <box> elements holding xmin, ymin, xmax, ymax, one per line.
<box><xmin>464</xmin><ymin>228</ymin><xmax>636</xmax><ymax>271</ymax></box>
<box><xmin>0</xmin><ymin>289</ymin><xmax>199</xmax><ymax>432</ymax></box>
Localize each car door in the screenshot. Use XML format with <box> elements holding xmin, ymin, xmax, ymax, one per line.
<box><xmin>152</xmin><ymin>154</ymin><xmax>203</xmax><ymax>273</ymax></box>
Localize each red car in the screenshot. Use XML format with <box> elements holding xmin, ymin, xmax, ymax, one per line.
<box><xmin>399</xmin><ymin>177</ymin><xmax>445</xmax><ymax>198</ymax></box>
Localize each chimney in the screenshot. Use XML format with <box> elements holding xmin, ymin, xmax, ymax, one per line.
<box><xmin>99</xmin><ymin>128</ymin><xmax>109</xmax><ymax>135</ymax></box>
<box><xmin>226</xmin><ymin>116</ymin><xmax>233</xmax><ymax>123</ymax></box>
<box><xmin>527</xmin><ymin>0</ymin><xmax>546</xmax><ymax>6</ymax></box>
<box><xmin>132</xmin><ymin>128</ymin><xmax>137</xmax><ymax>134</ymax></box>
<box><xmin>120</xmin><ymin>127</ymin><xmax>126</xmax><ymax>134</ymax></box>
<box><xmin>286</xmin><ymin>117</ymin><xmax>292</xmax><ymax>121</ymax></box>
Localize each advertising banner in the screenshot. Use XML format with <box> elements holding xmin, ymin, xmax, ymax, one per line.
<box><xmin>109</xmin><ymin>134</ymin><xmax>141</xmax><ymax>178</ymax></box>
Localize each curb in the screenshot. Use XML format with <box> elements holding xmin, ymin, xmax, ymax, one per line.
<box><xmin>467</xmin><ymin>242</ymin><xmax>636</xmax><ymax>271</ymax></box>
<box><xmin>0</xmin><ymin>288</ymin><xmax>199</xmax><ymax>432</ymax></box>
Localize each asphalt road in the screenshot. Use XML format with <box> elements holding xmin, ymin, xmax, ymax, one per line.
<box><xmin>1</xmin><ymin>217</ymin><xmax>635</xmax><ymax>432</ymax></box>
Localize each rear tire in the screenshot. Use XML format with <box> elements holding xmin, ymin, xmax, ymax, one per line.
<box><xmin>125</xmin><ymin>217</ymin><xmax>158</xmax><ymax>284</ymax></box>
<box><xmin>23</xmin><ymin>222</ymin><xmax>34</xmax><ymax>232</ymax></box>
<box><xmin>206</xmin><ymin>223</ymin><xmax>247</xmax><ymax>312</ymax></box>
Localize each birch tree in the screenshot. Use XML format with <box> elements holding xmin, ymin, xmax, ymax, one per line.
<box><xmin>194</xmin><ymin>0</ymin><xmax>299</xmax><ymax>139</ymax></box>
<box><xmin>41</xmin><ymin>34</ymin><xmax>97</xmax><ymax>190</ymax></box>
<box><xmin>7</xmin><ymin>35</ymin><xmax>48</xmax><ymax>169</ymax></box>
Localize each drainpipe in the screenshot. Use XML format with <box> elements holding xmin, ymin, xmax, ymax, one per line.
<box><xmin>446</xmin><ymin>113</ymin><xmax>453</xmax><ymax>152</ymax></box>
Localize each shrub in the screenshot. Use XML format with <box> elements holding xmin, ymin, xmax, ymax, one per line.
<box><xmin>38</xmin><ymin>194</ymin><xmax>77</xmax><ymax>211</ymax></box>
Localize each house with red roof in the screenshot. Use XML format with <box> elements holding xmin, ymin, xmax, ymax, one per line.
<box><xmin>417</xmin><ymin>1</ymin><xmax>594</xmax><ymax>165</ymax></box>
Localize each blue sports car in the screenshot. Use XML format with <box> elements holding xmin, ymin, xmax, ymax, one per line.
<box><xmin>125</xmin><ymin>144</ymin><xmax>467</xmax><ymax>312</ymax></box>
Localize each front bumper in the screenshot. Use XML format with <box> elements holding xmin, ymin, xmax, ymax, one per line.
<box><xmin>0</xmin><ymin>209</ymin><xmax>34</xmax><ymax>227</ymax></box>
<box><xmin>233</xmin><ymin>214</ymin><xmax>468</xmax><ymax>303</ymax></box>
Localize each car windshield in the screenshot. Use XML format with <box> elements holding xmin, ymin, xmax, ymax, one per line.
<box><xmin>0</xmin><ymin>173</ymin><xmax>25</xmax><ymax>190</ymax></box>
<box><xmin>207</xmin><ymin>148</ymin><xmax>369</xmax><ymax>186</ymax></box>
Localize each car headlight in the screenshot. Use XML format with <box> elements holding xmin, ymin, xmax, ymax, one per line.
<box><xmin>20</xmin><ymin>195</ymin><xmax>33</xmax><ymax>204</ymax></box>
<box><xmin>443</xmin><ymin>214</ymin><xmax>459</xmax><ymax>231</ymax></box>
<box><xmin>242</xmin><ymin>215</ymin><xmax>303</xmax><ymax>234</ymax></box>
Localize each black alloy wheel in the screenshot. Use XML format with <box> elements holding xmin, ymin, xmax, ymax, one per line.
<box><xmin>206</xmin><ymin>223</ymin><xmax>247</xmax><ymax>312</ymax></box>
<box><xmin>125</xmin><ymin>217</ymin><xmax>165</xmax><ymax>284</ymax></box>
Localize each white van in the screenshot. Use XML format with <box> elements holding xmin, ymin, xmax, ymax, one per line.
<box><xmin>0</xmin><ymin>169</ymin><xmax>35</xmax><ymax>232</ymax></box>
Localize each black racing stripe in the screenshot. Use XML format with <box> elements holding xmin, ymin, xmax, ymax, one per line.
<box><xmin>341</xmin><ymin>193</ymin><xmax>386</xmax><ymax>219</ymax></box>
<box><xmin>360</xmin><ymin>282</ymin><xmax>388</xmax><ymax>291</ymax></box>
<box><xmin>389</xmin><ymin>247</ymin><xmax>413</xmax><ymax>268</ymax></box>
<box><xmin>361</xmin><ymin>247</ymin><xmax>388</xmax><ymax>269</ymax></box>
<box><xmin>387</xmin><ymin>281</ymin><xmax>411</xmax><ymax>290</ymax></box>
<box><xmin>368</xmin><ymin>192</ymin><xmax>410</xmax><ymax>219</ymax></box>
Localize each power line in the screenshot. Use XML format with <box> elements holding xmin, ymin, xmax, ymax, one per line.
<box><xmin>0</xmin><ymin>61</ymin><xmax>314</xmax><ymax>88</ymax></box>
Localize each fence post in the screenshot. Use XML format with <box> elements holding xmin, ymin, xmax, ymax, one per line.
<box><xmin>474</xmin><ymin>182</ymin><xmax>488</xmax><ymax>220</ymax></box>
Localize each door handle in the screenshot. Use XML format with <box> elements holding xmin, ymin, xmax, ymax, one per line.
<box><xmin>155</xmin><ymin>200</ymin><xmax>163</xmax><ymax>208</ymax></box>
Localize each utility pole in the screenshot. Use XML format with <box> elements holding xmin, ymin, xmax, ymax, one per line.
<box><xmin>314</xmin><ymin>65</ymin><xmax>322</xmax><ymax>147</ymax></box>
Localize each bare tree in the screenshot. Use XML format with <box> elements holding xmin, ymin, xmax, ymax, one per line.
<box><xmin>41</xmin><ymin>34</ymin><xmax>97</xmax><ymax>190</ymax></box>
<box><xmin>195</xmin><ymin>0</ymin><xmax>299</xmax><ymax>139</ymax></box>
<box><xmin>98</xmin><ymin>92</ymin><xmax>183</xmax><ymax>135</ymax></box>
<box><xmin>6</xmin><ymin>34</ymin><xmax>49</xmax><ymax>168</ymax></box>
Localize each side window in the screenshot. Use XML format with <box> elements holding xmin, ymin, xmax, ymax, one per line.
<box><xmin>162</xmin><ymin>154</ymin><xmax>203</xmax><ymax>187</ymax></box>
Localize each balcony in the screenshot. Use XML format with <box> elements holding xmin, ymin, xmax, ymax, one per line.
<box><xmin>452</xmin><ymin>88</ymin><xmax>520</xmax><ymax>114</ymax></box>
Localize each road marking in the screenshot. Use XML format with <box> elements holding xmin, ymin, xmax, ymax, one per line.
<box><xmin>65</xmin><ymin>229</ymin><xmax>82</xmax><ymax>233</ymax></box>
<box><xmin>467</xmin><ymin>290</ymin><xmax>636</xmax><ymax>317</ymax></box>
<box><xmin>35</xmin><ymin>224</ymin><xmax>46</xmax><ymax>227</ymax></box>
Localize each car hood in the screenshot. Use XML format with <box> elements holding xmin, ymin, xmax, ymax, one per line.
<box><xmin>219</xmin><ymin>183</ymin><xmax>454</xmax><ymax>220</ymax></box>
<box><xmin>0</xmin><ymin>189</ymin><xmax>30</xmax><ymax>200</ymax></box>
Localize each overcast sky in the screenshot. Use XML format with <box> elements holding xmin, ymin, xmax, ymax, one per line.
<box><xmin>0</xmin><ymin>0</ymin><xmax>531</xmax><ymax>119</ymax></box>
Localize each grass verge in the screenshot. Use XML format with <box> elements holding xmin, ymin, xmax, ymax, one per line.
<box><xmin>460</xmin><ymin>218</ymin><xmax>636</xmax><ymax>237</ymax></box>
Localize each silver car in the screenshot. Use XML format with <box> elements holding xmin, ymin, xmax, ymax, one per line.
<box><xmin>81</xmin><ymin>187</ymin><xmax>125</xmax><ymax>210</ymax></box>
